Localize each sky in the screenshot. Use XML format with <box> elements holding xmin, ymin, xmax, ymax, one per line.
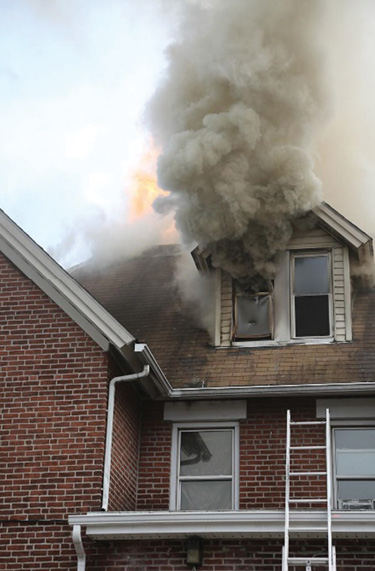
<box><xmin>0</xmin><ymin>0</ymin><xmax>173</xmax><ymax>266</ymax></box>
<box><xmin>1</xmin><ymin>0</ymin><xmax>375</xmax><ymax>268</ymax></box>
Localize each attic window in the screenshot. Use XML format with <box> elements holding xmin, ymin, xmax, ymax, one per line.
<box><xmin>291</xmin><ymin>253</ymin><xmax>332</xmax><ymax>338</ymax></box>
<box><xmin>233</xmin><ymin>289</ymin><xmax>273</xmax><ymax>340</ymax></box>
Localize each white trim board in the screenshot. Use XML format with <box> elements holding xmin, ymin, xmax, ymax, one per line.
<box><xmin>69</xmin><ymin>509</ymin><xmax>375</xmax><ymax>540</ymax></box>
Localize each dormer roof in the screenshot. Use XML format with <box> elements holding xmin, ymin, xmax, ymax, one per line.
<box><xmin>312</xmin><ymin>202</ymin><xmax>373</xmax><ymax>262</ymax></box>
<box><xmin>192</xmin><ymin>202</ymin><xmax>373</xmax><ymax>272</ymax></box>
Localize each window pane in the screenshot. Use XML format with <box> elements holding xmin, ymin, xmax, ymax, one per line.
<box><xmin>336</xmin><ymin>451</ymin><xmax>375</xmax><ymax>476</ymax></box>
<box><xmin>337</xmin><ymin>480</ymin><xmax>375</xmax><ymax>500</ymax></box>
<box><xmin>180</xmin><ymin>430</ymin><xmax>232</xmax><ymax>477</ymax></box>
<box><xmin>336</xmin><ymin>429</ymin><xmax>375</xmax><ymax>450</ymax></box>
<box><xmin>180</xmin><ymin>480</ymin><xmax>232</xmax><ymax>510</ymax></box>
<box><xmin>294</xmin><ymin>296</ymin><xmax>330</xmax><ymax>337</ymax></box>
<box><xmin>294</xmin><ymin>256</ymin><xmax>329</xmax><ymax>294</ymax></box>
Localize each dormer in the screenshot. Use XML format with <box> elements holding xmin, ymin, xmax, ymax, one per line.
<box><xmin>192</xmin><ymin>203</ymin><xmax>373</xmax><ymax>348</ymax></box>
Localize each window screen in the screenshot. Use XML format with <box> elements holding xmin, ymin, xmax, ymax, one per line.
<box><xmin>234</xmin><ymin>293</ymin><xmax>273</xmax><ymax>340</ymax></box>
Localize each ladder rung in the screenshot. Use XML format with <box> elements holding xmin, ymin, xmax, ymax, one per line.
<box><xmin>289</xmin><ymin>471</ymin><xmax>327</xmax><ymax>476</ymax></box>
<box><xmin>288</xmin><ymin>557</ymin><xmax>329</xmax><ymax>565</ymax></box>
<box><xmin>290</xmin><ymin>420</ymin><xmax>326</xmax><ymax>425</ymax></box>
<box><xmin>289</xmin><ymin>498</ymin><xmax>327</xmax><ymax>504</ymax></box>
<box><xmin>290</xmin><ymin>445</ymin><xmax>326</xmax><ymax>450</ymax></box>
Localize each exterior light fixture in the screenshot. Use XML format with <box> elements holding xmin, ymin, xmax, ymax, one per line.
<box><xmin>186</xmin><ymin>536</ymin><xmax>203</xmax><ymax>567</ymax></box>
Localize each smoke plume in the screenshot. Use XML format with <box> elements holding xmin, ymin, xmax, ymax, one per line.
<box><xmin>146</xmin><ymin>0</ymin><xmax>331</xmax><ymax>285</ymax></box>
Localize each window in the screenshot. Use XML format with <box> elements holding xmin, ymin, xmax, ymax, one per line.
<box><xmin>291</xmin><ymin>253</ymin><xmax>332</xmax><ymax>338</ymax></box>
<box><xmin>334</xmin><ymin>428</ymin><xmax>375</xmax><ymax>508</ymax></box>
<box><xmin>170</xmin><ymin>423</ymin><xmax>239</xmax><ymax>511</ymax></box>
<box><xmin>233</xmin><ymin>291</ymin><xmax>273</xmax><ymax>340</ymax></box>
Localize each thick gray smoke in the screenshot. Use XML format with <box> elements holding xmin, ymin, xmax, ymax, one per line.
<box><xmin>147</xmin><ymin>0</ymin><xmax>329</xmax><ymax>285</ymax></box>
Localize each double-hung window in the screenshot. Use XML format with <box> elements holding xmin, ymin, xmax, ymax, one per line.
<box><xmin>170</xmin><ymin>423</ymin><xmax>239</xmax><ymax>511</ymax></box>
<box><xmin>334</xmin><ymin>427</ymin><xmax>375</xmax><ymax>509</ymax></box>
<box><xmin>291</xmin><ymin>252</ymin><xmax>332</xmax><ymax>338</ymax></box>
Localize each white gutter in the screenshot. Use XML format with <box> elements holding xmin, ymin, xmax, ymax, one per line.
<box><xmin>101</xmin><ymin>365</ymin><xmax>150</xmax><ymax>511</ymax></box>
<box><xmin>69</xmin><ymin>509</ymin><xmax>375</xmax><ymax>540</ymax></box>
<box><xmin>72</xmin><ymin>525</ymin><xmax>86</xmax><ymax>571</ymax></box>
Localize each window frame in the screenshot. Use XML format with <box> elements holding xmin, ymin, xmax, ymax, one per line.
<box><xmin>332</xmin><ymin>424</ymin><xmax>375</xmax><ymax>509</ymax></box>
<box><xmin>169</xmin><ymin>421</ymin><xmax>240</xmax><ymax>511</ymax></box>
<box><xmin>290</xmin><ymin>251</ymin><xmax>333</xmax><ymax>340</ymax></box>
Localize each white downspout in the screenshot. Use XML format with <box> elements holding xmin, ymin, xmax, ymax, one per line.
<box><xmin>101</xmin><ymin>365</ymin><xmax>150</xmax><ymax>511</ymax></box>
<box><xmin>72</xmin><ymin>525</ymin><xmax>86</xmax><ymax>571</ymax></box>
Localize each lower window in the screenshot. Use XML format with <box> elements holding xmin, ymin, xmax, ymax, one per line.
<box><xmin>170</xmin><ymin>423</ymin><xmax>239</xmax><ymax>511</ymax></box>
<box><xmin>334</xmin><ymin>427</ymin><xmax>375</xmax><ymax>509</ymax></box>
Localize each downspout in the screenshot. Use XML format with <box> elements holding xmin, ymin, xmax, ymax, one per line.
<box><xmin>72</xmin><ymin>525</ymin><xmax>86</xmax><ymax>571</ymax></box>
<box><xmin>101</xmin><ymin>365</ymin><xmax>150</xmax><ymax>511</ymax></box>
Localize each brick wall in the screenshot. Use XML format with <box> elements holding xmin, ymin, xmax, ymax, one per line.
<box><xmin>135</xmin><ymin>397</ymin><xmax>326</xmax><ymax>511</ymax></box>
<box><xmin>1</xmin><ymin>253</ymin><xmax>110</xmax><ymax>568</ymax></box>
<box><xmin>136</xmin><ymin>400</ymin><xmax>171</xmax><ymax>510</ymax></box>
<box><xmin>87</xmin><ymin>538</ymin><xmax>375</xmax><ymax>570</ymax></box>
<box><xmin>109</xmin><ymin>380</ymin><xmax>141</xmax><ymax>511</ymax></box>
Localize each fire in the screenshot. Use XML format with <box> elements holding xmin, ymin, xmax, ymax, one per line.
<box><xmin>128</xmin><ymin>144</ymin><xmax>167</xmax><ymax>221</ymax></box>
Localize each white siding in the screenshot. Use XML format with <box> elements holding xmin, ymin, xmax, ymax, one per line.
<box><xmin>220</xmin><ymin>270</ymin><xmax>233</xmax><ymax>346</ymax></box>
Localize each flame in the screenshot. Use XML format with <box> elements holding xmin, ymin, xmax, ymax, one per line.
<box><xmin>128</xmin><ymin>144</ymin><xmax>167</xmax><ymax>221</ymax></box>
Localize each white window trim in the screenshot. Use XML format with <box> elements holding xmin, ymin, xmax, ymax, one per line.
<box><xmin>169</xmin><ymin>421</ymin><xmax>240</xmax><ymax>511</ymax></box>
<box><xmin>290</xmin><ymin>250</ymin><xmax>333</xmax><ymax>340</ymax></box>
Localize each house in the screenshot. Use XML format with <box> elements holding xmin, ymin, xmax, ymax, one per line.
<box><xmin>2</xmin><ymin>203</ymin><xmax>375</xmax><ymax>571</ymax></box>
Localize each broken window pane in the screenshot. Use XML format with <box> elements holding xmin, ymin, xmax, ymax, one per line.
<box><xmin>234</xmin><ymin>293</ymin><xmax>272</xmax><ymax>339</ymax></box>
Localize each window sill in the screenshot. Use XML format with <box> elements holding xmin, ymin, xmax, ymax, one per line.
<box><xmin>69</xmin><ymin>509</ymin><xmax>375</xmax><ymax>540</ymax></box>
<box><xmin>231</xmin><ymin>337</ymin><xmax>335</xmax><ymax>349</ymax></box>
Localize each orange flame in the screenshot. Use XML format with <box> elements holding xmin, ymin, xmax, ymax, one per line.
<box><xmin>128</xmin><ymin>144</ymin><xmax>167</xmax><ymax>221</ymax></box>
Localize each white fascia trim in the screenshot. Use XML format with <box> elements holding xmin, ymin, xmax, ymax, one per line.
<box><xmin>0</xmin><ymin>211</ymin><xmax>134</xmax><ymax>351</ymax></box>
<box><xmin>313</xmin><ymin>203</ymin><xmax>373</xmax><ymax>255</ymax></box>
<box><xmin>69</xmin><ymin>510</ymin><xmax>375</xmax><ymax>540</ymax></box>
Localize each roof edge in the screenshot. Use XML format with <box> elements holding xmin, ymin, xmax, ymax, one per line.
<box><xmin>0</xmin><ymin>210</ymin><xmax>135</xmax><ymax>352</ymax></box>
<box><xmin>313</xmin><ymin>202</ymin><xmax>373</xmax><ymax>261</ymax></box>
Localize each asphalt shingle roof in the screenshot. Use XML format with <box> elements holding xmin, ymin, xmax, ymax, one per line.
<box><xmin>73</xmin><ymin>245</ymin><xmax>375</xmax><ymax>389</ymax></box>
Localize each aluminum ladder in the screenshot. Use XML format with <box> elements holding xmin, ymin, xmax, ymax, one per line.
<box><xmin>282</xmin><ymin>409</ymin><xmax>336</xmax><ymax>571</ymax></box>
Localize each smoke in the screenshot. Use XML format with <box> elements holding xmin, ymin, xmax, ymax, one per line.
<box><xmin>146</xmin><ymin>0</ymin><xmax>330</xmax><ymax>285</ymax></box>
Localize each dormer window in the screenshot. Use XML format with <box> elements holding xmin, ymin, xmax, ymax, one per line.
<box><xmin>291</xmin><ymin>252</ymin><xmax>332</xmax><ymax>338</ymax></box>
<box><xmin>192</xmin><ymin>203</ymin><xmax>372</xmax><ymax>348</ymax></box>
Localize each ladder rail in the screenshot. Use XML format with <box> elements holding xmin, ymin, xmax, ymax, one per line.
<box><xmin>283</xmin><ymin>409</ymin><xmax>291</xmax><ymax>571</ymax></box>
<box><xmin>325</xmin><ymin>408</ymin><xmax>333</xmax><ymax>571</ymax></box>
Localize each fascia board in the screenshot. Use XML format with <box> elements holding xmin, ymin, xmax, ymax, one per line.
<box><xmin>69</xmin><ymin>510</ymin><xmax>375</xmax><ymax>540</ymax></box>
<box><xmin>160</xmin><ymin>382</ymin><xmax>375</xmax><ymax>401</ymax></box>
<box><xmin>0</xmin><ymin>211</ymin><xmax>134</xmax><ymax>351</ymax></box>
<box><xmin>313</xmin><ymin>203</ymin><xmax>373</xmax><ymax>256</ymax></box>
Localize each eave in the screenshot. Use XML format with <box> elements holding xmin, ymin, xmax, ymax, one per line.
<box><xmin>313</xmin><ymin>202</ymin><xmax>373</xmax><ymax>262</ymax></box>
<box><xmin>69</xmin><ymin>510</ymin><xmax>375</xmax><ymax>540</ymax></box>
<box><xmin>0</xmin><ymin>210</ymin><xmax>134</xmax><ymax>353</ymax></box>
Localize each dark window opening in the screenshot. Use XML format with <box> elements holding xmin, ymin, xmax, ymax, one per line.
<box><xmin>294</xmin><ymin>295</ymin><xmax>330</xmax><ymax>337</ymax></box>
